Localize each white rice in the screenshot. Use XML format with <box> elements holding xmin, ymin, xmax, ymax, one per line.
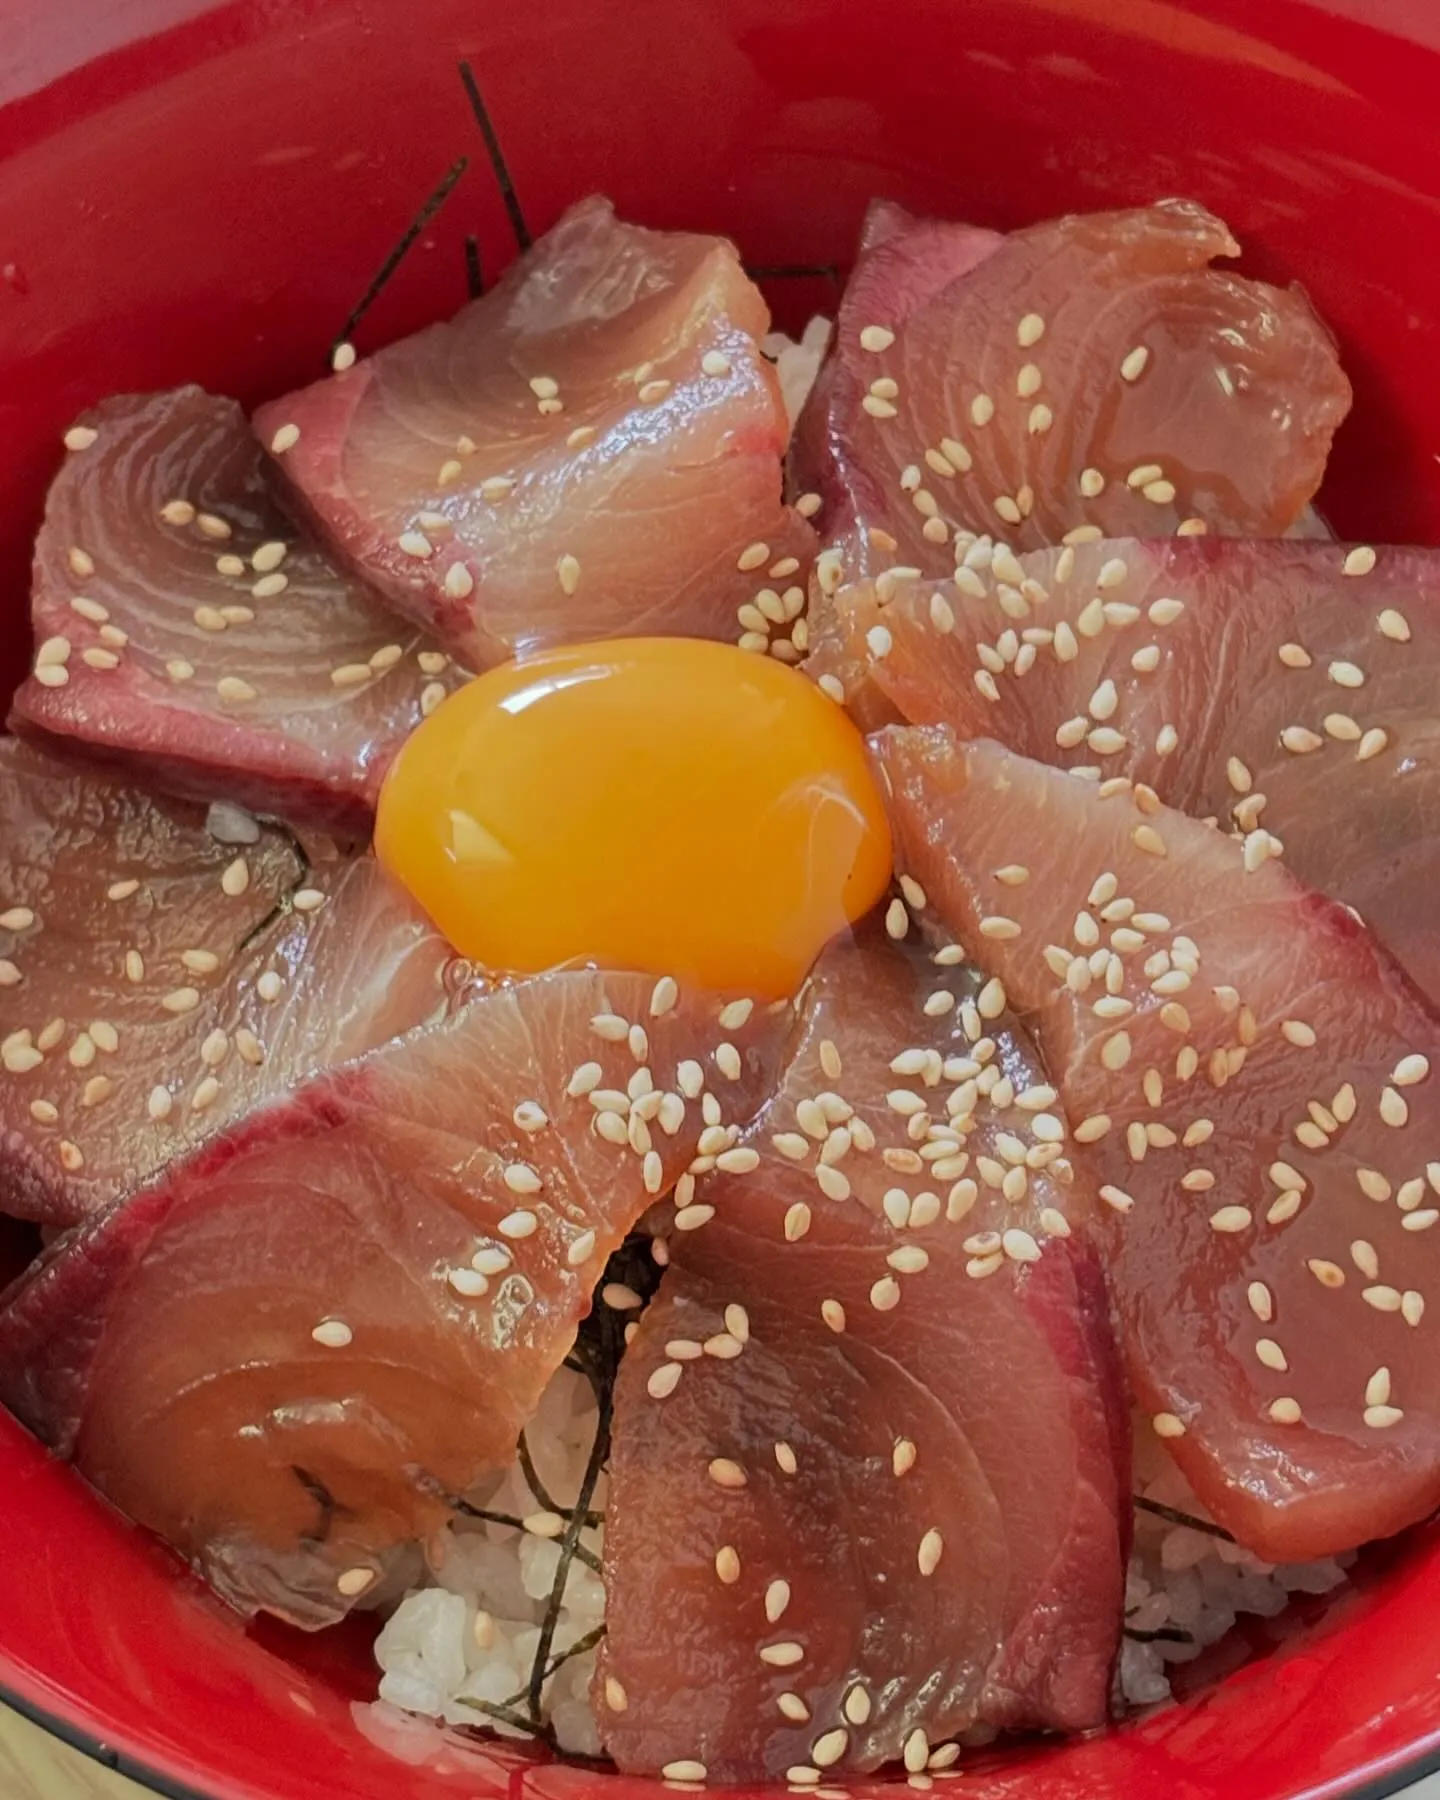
<box><xmin>1120</xmin><ymin>1423</ymin><xmax>1353</xmax><ymax>1708</ymax></box>
<box><xmin>763</xmin><ymin>314</ymin><xmax>833</xmax><ymax>423</ymax></box>
<box><xmin>373</xmin><ymin>1373</ymin><xmax>1354</xmax><ymax>1756</ymax></box>
<box><xmin>373</xmin><ymin>1363</ymin><xmax>605</xmax><ymax>1756</ymax></box>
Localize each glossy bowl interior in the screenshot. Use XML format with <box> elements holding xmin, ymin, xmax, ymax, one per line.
<box><xmin>4</xmin><ymin>2</ymin><xmax>1440</xmax><ymax>1797</ymax></box>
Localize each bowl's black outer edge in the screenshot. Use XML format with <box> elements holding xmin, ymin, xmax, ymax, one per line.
<box><xmin>4</xmin><ymin>1674</ymin><xmax>1440</xmax><ymax>1800</ymax></box>
<box><xmin>0</xmin><ymin>1678</ymin><xmax>214</xmax><ymax>1800</ymax></box>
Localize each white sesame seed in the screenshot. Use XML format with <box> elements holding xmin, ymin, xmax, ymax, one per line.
<box><xmin>916</xmin><ymin>1527</ymin><xmax>944</xmax><ymax>1576</ymax></box>
<box><xmin>434</xmin><ymin>562</ymin><xmax>475</xmax><ymax>606</ymax></box>
<box><xmin>1378</xmin><ymin>607</ymin><xmax>1411</xmax><ymax>642</ymax></box>
<box><xmin>1380</xmin><ymin>1086</ymin><xmax>1409</xmax><ymax>1127</ymax></box>
<box><xmin>1365</xmin><ymin>1405</ymin><xmax>1404</xmax><ymax>1429</ymax></box>
<box><xmin>269</xmin><ymin>423</ymin><xmax>300</xmax><ymax>454</ymax></box>
<box><xmin>1120</xmin><ymin>345</ymin><xmax>1150</xmax><ymax>381</ymax></box>
<box><xmin>1343</xmin><ymin>545</ymin><xmax>1377</xmax><ymax>577</ymax></box>
<box><xmin>647</xmin><ymin>1362</ymin><xmax>683</xmax><ymax>1400</ymax></box>
<box><xmin>498</xmin><ymin>1209</ymin><xmax>538</xmax><ymax>1239</ymax></box>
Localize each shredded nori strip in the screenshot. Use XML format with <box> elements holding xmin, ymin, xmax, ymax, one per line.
<box><xmin>526</xmin><ymin>1303</ymin><xmax>617</xmax><ymax>1720</ymax></box>
<box><xmin>452</xmin><ymin>1238</ymin><xmax>658</xmax><ymax>1740</ymax></box>
<box><xmin>458</xmin><ymin>61</ymin><xmax>532</xmax><ymax>252</ymax></box>
<box><xmin>449</xmin><ymin>1497</ymin><xmax>602</xmax><ymax>1577</ymax></box>
<box><xmin>1133</xmin><ymin>1495</ymin><xmax>1235</xmax><ymax>1542</ymax></box>
<box><xmin>333</xmin><ymin>156</ymin><xmax>470</xmax><ymax>350</ymax></box>
<box><xmin>517</xmin><ymin>1433</ymin><xmax>603</xmax><ymax>1529</ymax></box>
<box><xmin>745</xmin><ymin>261</ymin><xmax>842</xmax><ymax>284</ymax></box>
<box><xmin>1124</xmin><ymin>1625</ymin><xmax>1195</xmax><ymax>1644</ymax></box>
<box><xmin>234</xmin><ymin>823</ymin><xmax>310</xmax><ymax>955</ymax></box>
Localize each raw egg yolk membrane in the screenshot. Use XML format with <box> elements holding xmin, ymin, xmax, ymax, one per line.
<box><xmin>376</xmin><ymin>638</ymin><xmax>892</xmax><ymax>999</ymax></box>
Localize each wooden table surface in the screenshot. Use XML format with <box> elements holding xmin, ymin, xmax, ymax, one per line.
<box><xmin>0</xmin><ymin>1702</ymin><xmax>152</xmax><ymax>1800</ymax></box>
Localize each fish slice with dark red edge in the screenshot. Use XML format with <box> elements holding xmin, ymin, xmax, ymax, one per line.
<box><xmin>596</xmin><ymin>932</ymin><xmax>1128</xmax><ymax>1783</ymax></box>
<box><xmin>0</xmin><ymin>969</ymin><xmax>782</xmax><ymax>1627</ymax></box>
<box><xmin>874</xmin><ymin>726</ymin><xmax>1440</xmax><ymax>1563</ymax></box>
<box><xmin>792</xmin><ymin>198</ymin><xmax>1350</xmax><ymax>587</ymax></box>
<box><xmin>254</xmin><ymin>196</ymin><xmax>815</xmax><ymax>672</ymax></box>
<box><xmin>0</xmin><ymin>738</ymin><xmax>449</xmax><ymax>1229</ymax></box>
<box><xmin>10</xmin><ymin>389</ymin><xmax>466</xmax><ymax>837</ymax></box>
<box><xmin>834</xmin><ymin>536</ymin><xmax>1440</xmax><ymax>1007</ymax></box>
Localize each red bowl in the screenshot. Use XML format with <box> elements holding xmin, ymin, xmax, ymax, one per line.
<box><xmin>4</xmin><ymin>1</ymin><xmax>1440</xmax><ymax>1796</ymax></box>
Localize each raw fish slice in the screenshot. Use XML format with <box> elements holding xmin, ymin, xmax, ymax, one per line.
<box><xmin>11</xmin><ymin>389</ymin><xmax>465</xmax><ymax>836</ymax></box>
<box><xmin>875</xmin><ymin>728</ymin><xmax>1440</xmax><ymax>1562</ymax></box>
<box><xmin>0</xmin><ymin>739</ymin><xmax>447</xmax><ymax>1228</ymax></box>
<box><xmin>794</xmin><ymin>199</ymin><xmax>1350</xmax><ymax>581</ymax></box>
<box><xmin>255</xmin><ymin>198</ymin><xmax>815</xmax><ymax>671</ymax></box>
<box><xmin>838</xmin><ymin>537</ymin><xmax>1440</xmax><ymax>1007</ymax></box>
<box><xmin>0</xmin><ymin>970</ymin><xmax>781</xmax><ymax>1626</ymax></box>
<box><xmin>597</xmin><ymin>933</ymin><xmax>1127</xmax><ymax>1781</ymax></box>
<box><xmin>792</xmin><ymin>201</ymin><xmax>1000</xmax><ymax>580</ymax></box>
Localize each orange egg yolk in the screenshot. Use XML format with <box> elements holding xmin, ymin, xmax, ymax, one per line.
<box><xmin>376</xmin><ymin>638</ymin><xmax>892</xmax><ymax>998</ymax></box>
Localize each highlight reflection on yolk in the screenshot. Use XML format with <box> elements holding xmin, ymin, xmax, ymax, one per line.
<box><xmin>376</xmin><ymin>638</ymin><xmax>892</xmax><ymax>998</ymax></box>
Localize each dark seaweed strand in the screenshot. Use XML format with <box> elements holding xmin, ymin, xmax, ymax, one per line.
<box><xmin>234</xmin><ymin>823</ymin><xmax>310</xmax><ymax>955</ymax></box>
<box><xmin>1134</xmin><ymin>1495</ymin><xmax>1235</xmax><ymax>1542</ymax></box>
<box><xmin>457</xmin><ymin>61</ymin><xmax>532</xmax><ymax>252</ymax></box>
<box><xmin>516</xmin><ymin>1432</ymin><xmax>603</xmax><ymax>1530</ymax></box>
<box><xmin>525</xmin><ymin>1309</ymin><xmax>617</xmax><ymax>1721</ymax></box>
<box><xmin>1124</xmin><ymin>1626</ymin><xmax>1195</xmax><ymax>1645</ymax></box>
<box><xmin>744</xmin><ymin>262</ymin><xmax>842</xmax><ymax>283</ymax></box>
<box><xmin>449</xmin><ymin>1497</ymin><xmax>602</xmax><ymax>1576</ymax></box>
<box><xmin>455</xmin><ymin>1694</ymin><xmax>558</xmax><ymax>1748</ymax></box>
<box><xmin>465</xmin><ymin>234</ymin><xmax>484</xmax><ymax>300</ymax></box>
<box><xmin>458</xmin><ymin>1243</ymin><xmax>652</xmax><ymax>1740</ymax></box>
<box><xmin>333</xmin><ymin>155</ymin><xmax>470</xmax><ymax>351</ymax></box>
<box><xmin>456</xmin><ymin>1625</ymin><xmax>609</xmax><ymax>1748</ymax></box>
<box><xmin>516</xmin><ymin>1432</ymin><xmax>564</xmax><ymax>1515</ymax></box>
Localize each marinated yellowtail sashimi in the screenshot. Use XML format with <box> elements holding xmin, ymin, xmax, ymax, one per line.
<box><xmin>833</xmin><ymin>538</ymin><xmax>1440</xmax><ymax>1007</ymax></box>
<box><xmin>597</xmin><ymin>931</ymin><xmax>1127</xmax><ymax>1781</ymax></box>
<box><xmin>10</xmin><ymin>389</ymin><xmax>465</xmax><ymax>836</ymax></box>
<box><xmin>874</xmin><ymin>728</ymin><xmax>1440</xmax><ymax>1563</ymax></box>
<box><xmin>255</xmin><ymin>198</ymin><xmax>815</xmax><ymax>670</ymax></box>
<box><xmin>0</xmin><ymin>970</ymin><xmax>782</xmax><ymax>1626</ymax></box>
<box><xmin>793</xmin><ymin>199</ymin><xmax>1350</xmax><ymax>583</ymax></box>
<box><xmin>0</xmin><ymin>739</ymin><xmax>447</xmax><ymax>1228</ymax></box>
